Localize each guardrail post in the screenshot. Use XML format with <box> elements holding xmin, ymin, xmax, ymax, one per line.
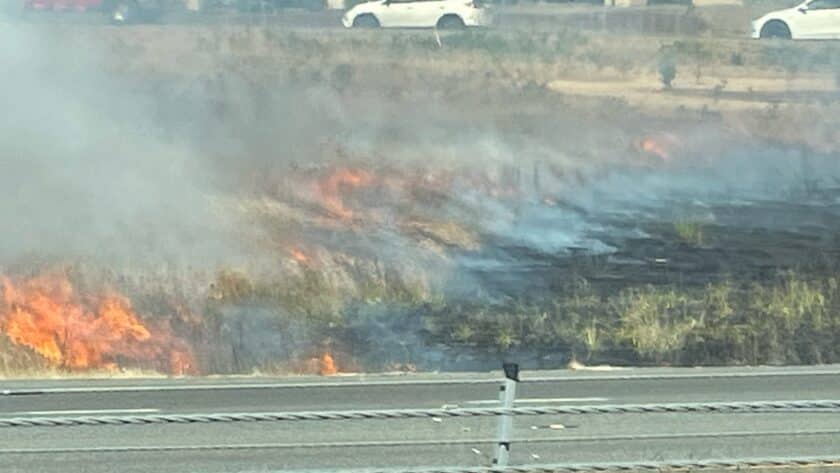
<box><xmin>493</xmin><ymin>362</ymin><xmax>519</xmax><ymax>467</ymax></box>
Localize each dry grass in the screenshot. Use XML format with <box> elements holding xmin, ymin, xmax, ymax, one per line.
<box><xmin>59</xmin><ymin>23</ymin><xmax>838</xmax><ymax>151</ymax></box>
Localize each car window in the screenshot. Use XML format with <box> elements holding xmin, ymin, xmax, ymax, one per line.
<box><xmin>807</xmin><ymin>0</ymin><xmax>840</xmax><ymax>10</ymax></box>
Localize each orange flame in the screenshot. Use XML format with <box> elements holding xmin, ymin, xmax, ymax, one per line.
<box><xmin>316</xmin><ymin>168</ymin><xmax>374</xmax><ymax>219</ymax></box>
<box><xmin>319</xmin><ymin>352</ymin><xmax>338</xmax><ymax>376</ymax></box>
<box><xmin>288</xmin><ymin>248</ymin><xmax>309</xmax><ymax>265</ymax></box>
<box><xmin>0</xmin><ymin>273</ymin><xmax>195</xmax><ymax>374</ymax></box>
<box><xmin>636</xmin><ymin>133</ymin><xmax>680</xmax><ymax>162</ymax></box>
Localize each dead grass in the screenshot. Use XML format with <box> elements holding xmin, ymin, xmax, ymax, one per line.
<box><xmin>59</xmin><ymin>22</ymin><xmax>837</xmax><ymax>152</ymax></box>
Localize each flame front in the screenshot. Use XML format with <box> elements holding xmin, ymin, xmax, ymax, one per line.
<box><xmin>319</xmin><ymin>352</ymin><xmax>338</xmax><ymax>376</ymax></box>
<box><xmin>636</xmin><ymin>133</ymin><xmax>680</xmax><ymax>162</ymax></box>
<box><xmin>288</xmin><ymin>247</ymin><xmax>309</xmax><ymax>265</ymax></box>
<box><xmin>0</xmin><ymin>273</ymin><xmax>194</xmax><ymax>374</ymax></box>
<box><xmin>315</xmin><ymin>168</ymin><xmax>374</xmax><ymax>219</ymax></box>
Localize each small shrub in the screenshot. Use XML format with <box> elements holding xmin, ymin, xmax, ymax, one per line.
<box><xmin>657</xmin><ymin>47</ymin><xmax>677</xmax><ymax>89</ymax></box>
<box><xmin>674</xmin><ymin>220</ymin><xmax>704</xmax><ymax>246</ymax></box>
<box><xmin>671</xmin><ymin>40</ymin><xmax>712</xmax><ymax>61</ymax></box>
<box><xmin>614</xmin><ymin>286</ymin><xmax>697</xmax><ymax>362</ymax></box>
<box><xmin>712</xmin><ymin>79</ymin><xmax>727</xmax><ymax>101</ymax></box>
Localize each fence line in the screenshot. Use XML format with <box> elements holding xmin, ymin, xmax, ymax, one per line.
<box><xmin>2</xmin><ymin>400</ymin><xmax>840</xmax><ymax>428</ymax></box>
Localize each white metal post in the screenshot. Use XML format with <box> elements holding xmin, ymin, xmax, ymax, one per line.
<box><xmin>493</xmin><ymin>363</ymin><xmax>519</xmax><ymax>467</ymax></box>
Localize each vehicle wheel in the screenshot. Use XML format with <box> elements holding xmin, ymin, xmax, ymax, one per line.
<box><xmin>108</xmin><ymin>0</ymin><xmax>137</xmax><ymax>24</ymax></box>
<box><xmin>760</xmin><ymin>20</ymin><xmax>791</xmax><ymax>39</ymax></box>
<box><xmin>352</xmin><ymin>14</ymin><xmax>379</xmax><ymax>28</ymax></box>
<box><xmin>436</xmin><ymin>14</ymin><xmax>465</xmax><ymax>30</ymax></box>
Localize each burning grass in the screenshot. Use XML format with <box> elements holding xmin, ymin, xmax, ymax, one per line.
<box><xmin>6</xmin><ymin>127</ymin><xmax>840</xmax><ymax>375</ymax></box>
<box><xmin>6</xmin><ymin>151</ymin><xmax>840</xmax><ymax>375</ymax></box>
<box><xmin>0</xmin><ymin>271</ymin><xmax>196</xmax><ymax>375</ymax></box>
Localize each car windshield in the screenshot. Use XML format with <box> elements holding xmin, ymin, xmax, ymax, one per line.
<box><xmin>2</xmin><ymin>0</ymin><xmax>840</xmax><ymax>473</ymax></box>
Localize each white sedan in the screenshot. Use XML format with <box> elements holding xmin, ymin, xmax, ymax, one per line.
<box><xmin>342</xmin><ymin>0</ymin><xmax>492</xmax><ymax>29</ymax></box>
<box><xmin>752</xmin><ymin>0</ymin><xmax>840</xmax><ymax>39</ymax></box>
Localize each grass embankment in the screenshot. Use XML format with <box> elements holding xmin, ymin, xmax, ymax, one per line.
<box><xmin>4</xmin><ymin>25</ymin><xmax>840</xmax><ymax>376</ymax></box>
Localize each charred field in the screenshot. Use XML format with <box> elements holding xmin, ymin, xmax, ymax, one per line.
<box><xmin>3</xmin><ymin>22</ymin><xmax>840</xmax><ymax>377</ymax></box>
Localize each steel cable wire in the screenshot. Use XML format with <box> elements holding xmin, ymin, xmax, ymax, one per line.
<box><xmin>2</xmin><ymin>400</ymin><xmax>840</xmax><ymax>428</ymax></box>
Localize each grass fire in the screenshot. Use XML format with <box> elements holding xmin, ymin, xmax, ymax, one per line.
<box><xmin>4</xmin><ymin>22</ymin><xmax>840</xmax><ymax>377</ymax></box>
<box><xmin>0</xmin><ymin>272</ymin><xmax>195</xmax><ymax>375</ymax></box>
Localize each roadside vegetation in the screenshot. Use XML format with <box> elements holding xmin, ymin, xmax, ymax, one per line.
<box><xmin>4</xmin><ymin>22</ymin><xmax>840</xmax><ymax>377</ymax></box>
<box><xmin>6</xmin><ymin>253</ymin><xmax>839</xmax><ymax>376</ymax></box>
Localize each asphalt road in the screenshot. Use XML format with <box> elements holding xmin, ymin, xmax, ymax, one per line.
<box><xmin>2</xmin><ymin>365</ymin><xmax>840</xmax><ymax>472</ymax></box>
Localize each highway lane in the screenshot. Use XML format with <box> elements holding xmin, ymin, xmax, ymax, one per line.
<box><xmin>4</xmin><ymin>434</ymin><xmax>840</xmax><ymax>473</ymax></box>
<box><xmin>3</xmin><ymin>366</ymin><xmax>840</xmax><ymax>414</ymax></box>
<box><xmin>2</xmin><ymin>366</ymin><xmax>840</xmax><ymax>472</ymax></box>
<box><xmin>3</xmin><ymin>413</ymin><xmax>840</xmax><ymax>472</ymax></box>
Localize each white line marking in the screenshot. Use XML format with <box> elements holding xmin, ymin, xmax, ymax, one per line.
<box><xmin>5</xmin><ymin>368</ymin><xmax>840</xmax><ymax>396</ymax></box>
<box><xmin>9</xmin><ymin>409</ymin><xmax>160</xmax><ymax>416</ymax></box>
<box><xmin>466</xmin><ymin>397</ymin><xmax>609</xmax><ymax>405</ymax></box>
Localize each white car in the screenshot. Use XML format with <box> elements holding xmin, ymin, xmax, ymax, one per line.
<box><xmin>342</xmin><ymin>0</ymin><xmax>492</xmax><ymax>29</ymax></box>
<box><xmin>752</xmin><ymin>0</ymin><xmax>840</xmax><ymax>39</ymax></box>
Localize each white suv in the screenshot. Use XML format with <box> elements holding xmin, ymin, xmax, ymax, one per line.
<box><xmin>752</xmin><ymin>0</ymin><xmax>840</xmax><ymax>39</ymax></box>
<box><xmin>342</xmin><ymin>0</ymin><xmax>492</xmax><ymax>29</ymax></box>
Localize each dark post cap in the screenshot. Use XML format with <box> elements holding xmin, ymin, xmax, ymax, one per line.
<box><xmin>502</xmin><ymin>362</ymin><xmax>520</xmax><ymax>382</ymax></box>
